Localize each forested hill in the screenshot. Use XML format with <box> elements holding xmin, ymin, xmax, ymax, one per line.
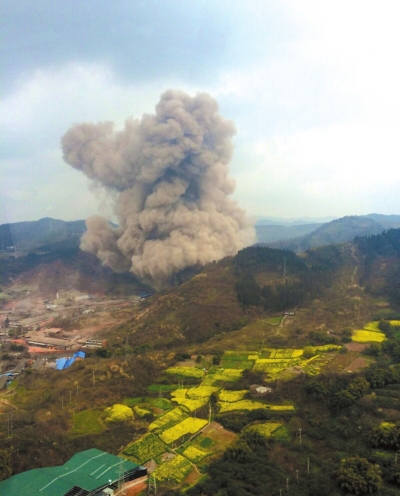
<box><xmin>234</xmin><ymin>245</ymin><xmax>342</xmax><ymax>311</ymax></box>
<box><xmin>0</xmin><ymin>217</ymin><xmax>86</xmax><ymax>252</ymax></box>
<box><xmin>355</xmin><ymin>228</ymin><xmax>400</xmax><ymax>308</ymax></box>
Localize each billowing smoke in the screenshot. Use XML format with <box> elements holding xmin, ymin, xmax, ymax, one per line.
<box><xmin>62</xmin><ymin>90</ymin><xmax>255</xmax><ymax>287</ymax></box>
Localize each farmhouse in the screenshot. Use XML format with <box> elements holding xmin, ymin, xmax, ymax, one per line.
<box><xmin>0</xmin><ymin>448</ymin><xmax>147</xmax><ymax>496</ymax></box>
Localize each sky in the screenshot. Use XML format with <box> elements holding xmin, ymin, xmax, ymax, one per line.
<box><xmin>1</xmin><ymin>0</ymin><xmax>400</xmax><ymax>225</ymax></box>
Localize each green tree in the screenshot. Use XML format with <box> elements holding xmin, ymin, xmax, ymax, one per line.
<box><xmin>378</xmin><ymin>319</ymin><xmax>391</xmax><ymax>334</ymax></box>
<box><xmin>95</xmin><ymin>347</ymin><xmax>112</xmax><ymax>358</ymax></box>
<box><xmin>386</xmin><ymin>462</ymin><xmax>400</xmax><ymax>487</ymax></box>
<box><xmin>347</xmin><ymin>376</ymin><xmax>370</xmax><ymax>399</ymax></box>
<box><xmin>338</xmin><ymin>456</ymin><xmax>382</xmax><ymax>495</ymax></box>
<box><xmin>305</xmin><ymin>380</ymin><xmax>329</xmax><ymax>400</ymax></box>
<box><xmin>331</xmin><ymin>389</ymin><xmax>356</xmax><ymax>409</ymax></box>
<box><xmin>341</xmin><ymin>328</ymin><xmax>352</xmax><ymax>343</ymax></box>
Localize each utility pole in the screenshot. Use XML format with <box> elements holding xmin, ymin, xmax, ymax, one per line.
<box><xmin>298</xmin><ymin>428</ymin><xmax>302</xmax><ymax>444</ymax></box>
<box><xmin>92</xmin><ymin>370</ymin><xmax>95</xmax><ymax>386</ymax></box>
<box><xmin>307</xmin><ymin>457</ymin><xmax>310</xmax><ymax>476</ymax></box>
<box><xmin>286</xmin><ymin>478</ymin><xmax>289</xmax><ymax>493</ymax></box>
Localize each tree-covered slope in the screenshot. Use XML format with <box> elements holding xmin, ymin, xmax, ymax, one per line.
<box><xmin>0</xmin><ymin>217</ymin><xmax>86</xmax><ymax>252</ymax></box>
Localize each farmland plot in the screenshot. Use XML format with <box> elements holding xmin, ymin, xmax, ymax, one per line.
<box><xmin>153</xmin><ymin>454</ymin><xmax>192</xmax><ymax>483</ymax></box>
<box><xmin>164</xmin><ymin>366</ymin><xmax>204</xmax><ymax>379</ymax></box>
<box><xmin>171</xmin><ymin>397</ymin><xmax>208</xmax><ymax>412</ymax></box>
<box><xmin>123</xmin><ymin>433</ymin><xmax>165</xmax><ymax>463</ymax></box>
<box><xmin>352</xmin><ymin>330</ymin><xmax>386</xmax><ymax>343</ymax></box>
<box><xmin>160</xmin><ymin>417</ymin><xmax>208</xmax><ymax>445</ymax></box>
<box><xmin>218</xmin><ymin>390</ymin><xmax>247</xmax><ymax>402</ymax></box>
<box><xmin>181</xmin><ymin>444</ymin><xmax>210</xmax><ymax>463</ymax></box>
<box><xmin>149</xmin><ymin>407</ymin><xmax>187</xmax><ymax>432</ymax></box>
<box><xmin>245</xmin><ymin>422</ymin><xmax>282</xmax><ymax>437</ymax></box>
<box><xmin>219</xmin><ymin>400</ymin><xmax>294</xmax><ymax>413</ymax></box>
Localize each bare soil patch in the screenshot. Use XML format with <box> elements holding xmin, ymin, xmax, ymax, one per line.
<box><xmin>343</xmin><ymin>357</ymin><xmax>371</xmax><ymax>373</ymax></box>
<box><xmin>202</xmin><ymin>421</ymin><xmax>237</xmax><ymax>451</ymax></box>
<box><xmin>345</xmin><ymin>342</ymin><xmax>368</xmax><ymax>352</ymax></box>
<box><xmin>185</xmin><ymin>467</ymin><xmax>202</xmax><ymax>485</ymax></box>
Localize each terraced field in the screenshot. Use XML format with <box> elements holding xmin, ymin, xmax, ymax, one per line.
<box><xmin>118</xmin><ymin>341</ymin><xmax>371</xmax><ymax>489</ymax></box>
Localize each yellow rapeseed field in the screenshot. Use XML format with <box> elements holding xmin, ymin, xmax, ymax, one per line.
<box><xmin>165</xmin><ymin>367</ymin><xmax>204</xmax><ymax>378</ymax></box>
<box><xmin>218</xmin><ymin>390</ymin><xmax>247</xmax><ymax>402</ymax></box>
<box><xmin>148</xmin><ymin>407</ymin><xmax>187</xmax><ymax>431</ymax></box>
<box><xmin>246</xmin><ymin>422</ymin><xmax>282</xmax><ymax>437</ymax></box>
<box><xmin>352</xmin><ymin>330</ymin><xmax>386</xmax><ymax>343</ymax></box>
<box><xmin>218</xmin><ymin>400</ymin><xmax>268</xmax><ymax>413</ymax></box>
<box><xmin>154</xmin><ymin>454</ymin><xmax>192</xmax><ymax>483</ymax></box>
<box><xmin>186</xmin><ymin>386</ymin><xmax>219</xmax><ymax>399</ymax></box>
<box><xmin>171</xmin><ymin>397</ymin><xmax>208</xmax><ymax>411</ymax></box>
<box><xmin>160</xmin><ymin>417</ymin><xmax>207</xmax><ymax>444</ymax></box>
<box><xmin>182</xmin><ymin>445</ymin><xmax>209</xmax><ymax>462</ymax></box>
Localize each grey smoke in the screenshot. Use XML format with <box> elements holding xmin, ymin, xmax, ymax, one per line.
<box><xmin>62</xmin><ymin>90</ymin><xmax>255</xmax><ymax>287</ymax></box>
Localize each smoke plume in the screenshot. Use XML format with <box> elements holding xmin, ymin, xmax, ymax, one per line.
<box><xmin>62</xmin><ymin>90</ymin><xmax>255</xmax><ymax>287</ymax></box>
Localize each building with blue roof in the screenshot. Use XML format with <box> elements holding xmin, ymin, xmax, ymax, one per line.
<box><xmin>56</xmin><ymin>351</ymin><xmax>85</xmax><ymax>371</ymax></box>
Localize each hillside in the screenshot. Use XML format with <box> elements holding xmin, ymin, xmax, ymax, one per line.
<box><xmin>1</xmin><ymin>230</ymin><xmax>400</xmax><ymax>495</ymax></box>
<box><xmin>0</xmin><ymin>246</ymin><xmax>148</xmax><ymax>298</ymax></box>
<box><xmin>0</xmin><ymin>217</ymin><xmax>86</xmax><ymax>252</ymax></box>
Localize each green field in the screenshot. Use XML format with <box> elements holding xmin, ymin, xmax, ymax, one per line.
<box><xmin>148</xmin><ymin>384</ymin><xmax>181</xmax><ymax>392</ymax></box>
<box><xmin>70</xmin><ymin>409</ymin><xmax>106</xmax><ymax>435</ymax></box>
<box><xmin>265</xmin><ymin>317</ymin><xmax>283</xmax><ymax>326</ymax></box>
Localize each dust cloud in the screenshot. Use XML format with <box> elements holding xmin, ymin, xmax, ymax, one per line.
<box><xmin>62</xmin><ymin>90</ymin><xmax>255</xmax><ymax>287</ymax></box>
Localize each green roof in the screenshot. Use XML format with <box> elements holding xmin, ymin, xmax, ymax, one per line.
<box><xmin>0</xmin><ymin>448</ymin><xmax>143</xmax><ymax>496</ymax></box>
